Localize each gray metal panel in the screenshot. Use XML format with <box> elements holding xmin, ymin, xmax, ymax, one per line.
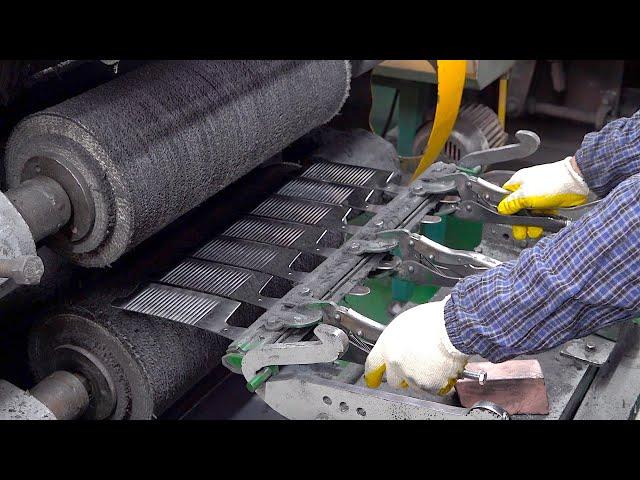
<box><xmin>162</xmin><ymin>261</ymin><xmax>254</xmax><ymax>298</ymax></box>
<box><xmin>224</xmin><ymin>217</ymin><xmax>306</xmax><ymax>248</ymax></box>
<box><xmin>118</xmin><ymin>283</ymin><xmax>241</xmax><ymax>329</ymax></box>
<box><xmin>252</xmin><ymin>197</ymin><xmax>333</xmax><ymax>225</ymax></box>
<box><xmin>194</xmin><ymin>237</ymin><xmax>279</xmax><ymax>271</ymax></box>
<box><xmin>573</xmin><ymin>323</ymin><xmax>640</xmax><ymax>420</ymax></box>
<box><xmin>303</xmin><ymin>162</ymin><xmax>377</xmax><ymax>187</ymax></box>
<box><xmin>191</xmin><ymin>237</ymin><xmax>307</xmax><ymax>282</ymax></box>
<box><xmin>278</xmin><ymin>179</ymin><xmax>355</xmax><ymax>205</ymax></box>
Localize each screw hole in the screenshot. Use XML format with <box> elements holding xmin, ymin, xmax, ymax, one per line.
<box><xmin>339</xmin><ymin>402</ymin><xmax>349</xmax><ymax>412</ymax></box>
<box><xmin>323</xmin><ymin>396</ymin><xmax>332</xmax><ymax>405</ymax></box>
<box><xmin>502</xmin><ymin>233</ymin><xmax>510</xmax><ymax>240</ymax></box>
<box><xmin>356</xmin><ymin>408</ymin><xmax>366</xmax><ymax>417</ymax></box>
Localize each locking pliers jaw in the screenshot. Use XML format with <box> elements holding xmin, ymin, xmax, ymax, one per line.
<box><xmin>375</xmin><ymin>227</ymin><xmax>501</xmax><ymax>287</ymax></box>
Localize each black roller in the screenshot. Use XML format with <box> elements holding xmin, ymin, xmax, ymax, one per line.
<box><xmin>5</xmin><ymin>60</ymin><xmax>351</xmax><ymax>267</ymax></box>
<box><xmin>28</xmin><ymin>302</ymin><xmax>229</xmax><ymax>420</ymax></box>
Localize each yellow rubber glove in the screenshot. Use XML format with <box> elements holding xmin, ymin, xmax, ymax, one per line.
<box><xmin>497</xmin><ymin>157</ymin><xmax>590</xmax><ymax>240</ymax></box>
<box><xmin>364</xmin><ymin>297</ymin><xmax>469</xmax><ymax>396</ymax></box>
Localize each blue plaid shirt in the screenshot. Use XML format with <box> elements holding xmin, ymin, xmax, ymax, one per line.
<box><xmin>445</xmin><ymin>110</ymin><xmax>640</xmax><ymax>362</ymax></box>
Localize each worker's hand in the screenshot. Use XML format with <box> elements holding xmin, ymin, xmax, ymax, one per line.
<box><xmin>497</xmin><ymin>156</ymin><xmax>590</xmax><ymax>240</ymax></box>
<box><xmin>364</xmin><ymin>297</ymin><xmax>469</xmax><ymax>396</ymax></box>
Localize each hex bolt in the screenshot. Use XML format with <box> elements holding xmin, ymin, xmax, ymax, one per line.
<box><xmin>461</xmin><ymin>369</ymin><xmax>487</xmax><ymax>386</ymax></box>
<box><xmin>585</xmin><ymin>342</ymin><xmax>596</xmax><ymax>352</ymax></box>
<box><xmin>0</xmin><ymin>255</ymin><xmax>45</xmax><ymax>285</ymax></box>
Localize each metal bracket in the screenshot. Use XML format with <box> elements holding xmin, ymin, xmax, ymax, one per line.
<box><xmin>261</xmin><ymin>368</ymin><xmax>504</xmax><ymax>420</ymax></box>
<box><xmin>560</xmin><ymin>334</ymin><xmax>616</xmax><ymax>366</ymax></box>
<box><xmin>241</xmin><ymin>324</ymin><xmax>349</xmax><ymax>390</ymax></box>
<box><xmin>458</xmin><ymin>130</ymin><xmax>540</xmax><ymax>169</ymax></box>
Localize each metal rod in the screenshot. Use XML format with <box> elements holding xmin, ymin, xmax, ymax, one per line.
<box><xmin>29</xmin><ymin>371</ymin><xmax>90</xmax><ymax>420</ymax></box>
<box><xmin>5</xmin><ymin>176</ymin><xmax>72</xmax><ymax>242</ymax></box>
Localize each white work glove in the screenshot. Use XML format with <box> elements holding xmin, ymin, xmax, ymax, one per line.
<box><xmin>364</xmin><ymin>297</ymin><xmax>469</xmax><ymax>396</ymax></box>
<box><xmin>497</xmin><ymin>156</ymin><xmax>590</xmax><ymax>240</ymax></box>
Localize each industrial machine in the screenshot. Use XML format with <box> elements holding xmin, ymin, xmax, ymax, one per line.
<box><xmin>1</xmin><ymin>60</ymin><xmax>639</xmax><ymax>420</ymax></box>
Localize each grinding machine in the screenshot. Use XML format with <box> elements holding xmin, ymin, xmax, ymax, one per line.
<box><xmin>1</xmin><ymin>60</ymin><xmax>639</xmax><ymax>420</ymax></box>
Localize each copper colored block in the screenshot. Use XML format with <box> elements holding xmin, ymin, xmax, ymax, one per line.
<box><xmin>455</xmin><ymin>359</ymin><xmax>549</xmax><ymax>415</ymax></box>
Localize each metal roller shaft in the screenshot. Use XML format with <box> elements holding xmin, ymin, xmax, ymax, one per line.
<box><xmin>4</xmin><ymin>176</ymin><xmax>71</xmax><ymax>242</ymax></box>
<box><xmin>29</xmin><ymin>371</ymin><xmax>90</xmax><ymax>420</ymax></box>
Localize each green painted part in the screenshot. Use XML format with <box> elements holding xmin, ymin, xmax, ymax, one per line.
<box><xmin>421</xmin><ymin>216</ymin><xmax>446</xmax><ymax>242</ymax></box>
<box><xmin>345</xmin><ymin>277</ymin><xmax>394</xmax><ymax>325</ymax></box>
<box><xmin>391</xmin><ymin>277</ymin><xmax>416</xmax><ymax>303</ymax></box>
<box><xmin>456</xmin><ymin>165</ymin><xmax>482</xmax><ymax>176</ymax></box>
<box><xmin>633</xmin><ymin>318</ymin><xmax>640</xmax><ymax>325</ymax></box>
<box><xmin>370</xmin><ymin>85</ymin><xmax>399</xmax><ymax>135</ymax></box>
<box><xmin>246</xmin><ymin>365</ymin><xmax>279</xmax><ymax>393</ymax></box>
<box><xmin>443</xmin><ymin>215</ymin><xmax>484</xmax><ymax>250</ymax></box>
<box><xmin>222</xmin><ymin>352</ymin><xmax>243</xmax><ymax>370</ymax></box>
<box><xmin>397</xmin><ymin>83</ymin><xmax>428</xmax><ymax>156</ymax></box>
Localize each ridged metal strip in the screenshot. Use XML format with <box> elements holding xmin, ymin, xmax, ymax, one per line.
<box><xmin>303</xmin><ymin>162</ymin><xmax>376</xmax><ymax>186</ymax></box>
<box><xmin>223</xmin><ymin>218</ymin><xmax>305</xmax><ymax>247</ymax></box>
<box><xmin>252</xmin><ymin>197</ymin><xmax>331</xmax><ymax>225</ymax></box>
<box><xmin>278</xmin><ymin>179</ymin><xmax>353</xmax><ymax>205</ymax></box>
<box><xmin>194</xmin><ymin>238</ymin><xmax>279</xmax><ymax>270</ymax></box>
<box><xmin>161</xmin><ymin>260</ymin><xmax>252</xmax><ymax>297</ymax></box>
<box><xmin>121</xmin><ymin>284</ymin><xmax>232</xmax><ymax>326</ymax></box>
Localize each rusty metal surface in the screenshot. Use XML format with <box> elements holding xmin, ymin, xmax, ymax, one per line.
<box><xmin>456</xmin><ymin>359</ymin><xmax>549</xmax><ymax>415</ymax></box>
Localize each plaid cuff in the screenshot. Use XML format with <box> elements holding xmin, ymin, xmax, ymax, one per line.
<box><xmin>443</xmin><ymin>295</ymin><xmax>474</xmax><ymax>356</ymax></box>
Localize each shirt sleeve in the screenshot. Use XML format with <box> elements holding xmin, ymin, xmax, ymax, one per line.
<box><xmin>575</xmin><ymin>110</ymin><xmax>640</xmax><ymax>197</ymax></box>
<box><xmin>444</xmin><ymin>174</ymin><xmax>640</xmax><ymax>363</ymax></box>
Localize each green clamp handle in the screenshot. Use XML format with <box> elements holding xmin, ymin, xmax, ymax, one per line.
<box><xmin>246</xmin><ymin>365</ymin><xmax>279</xmax><ymax>393</ymax></box>
<box><xmin>456</xmin><ymin>165</ymin><xmax>482</xmax><ymax>176</ymax></box>
<box><xmin>222</xmin><ymin>352</ymin><xmax>244</xmax><ymax>374</ymax></box>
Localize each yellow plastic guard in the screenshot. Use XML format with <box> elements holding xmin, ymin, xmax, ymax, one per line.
<box><xmin>411</xmin><ymin>60</ymin><xmax>467</xmax><ymax>181</ymax></box>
